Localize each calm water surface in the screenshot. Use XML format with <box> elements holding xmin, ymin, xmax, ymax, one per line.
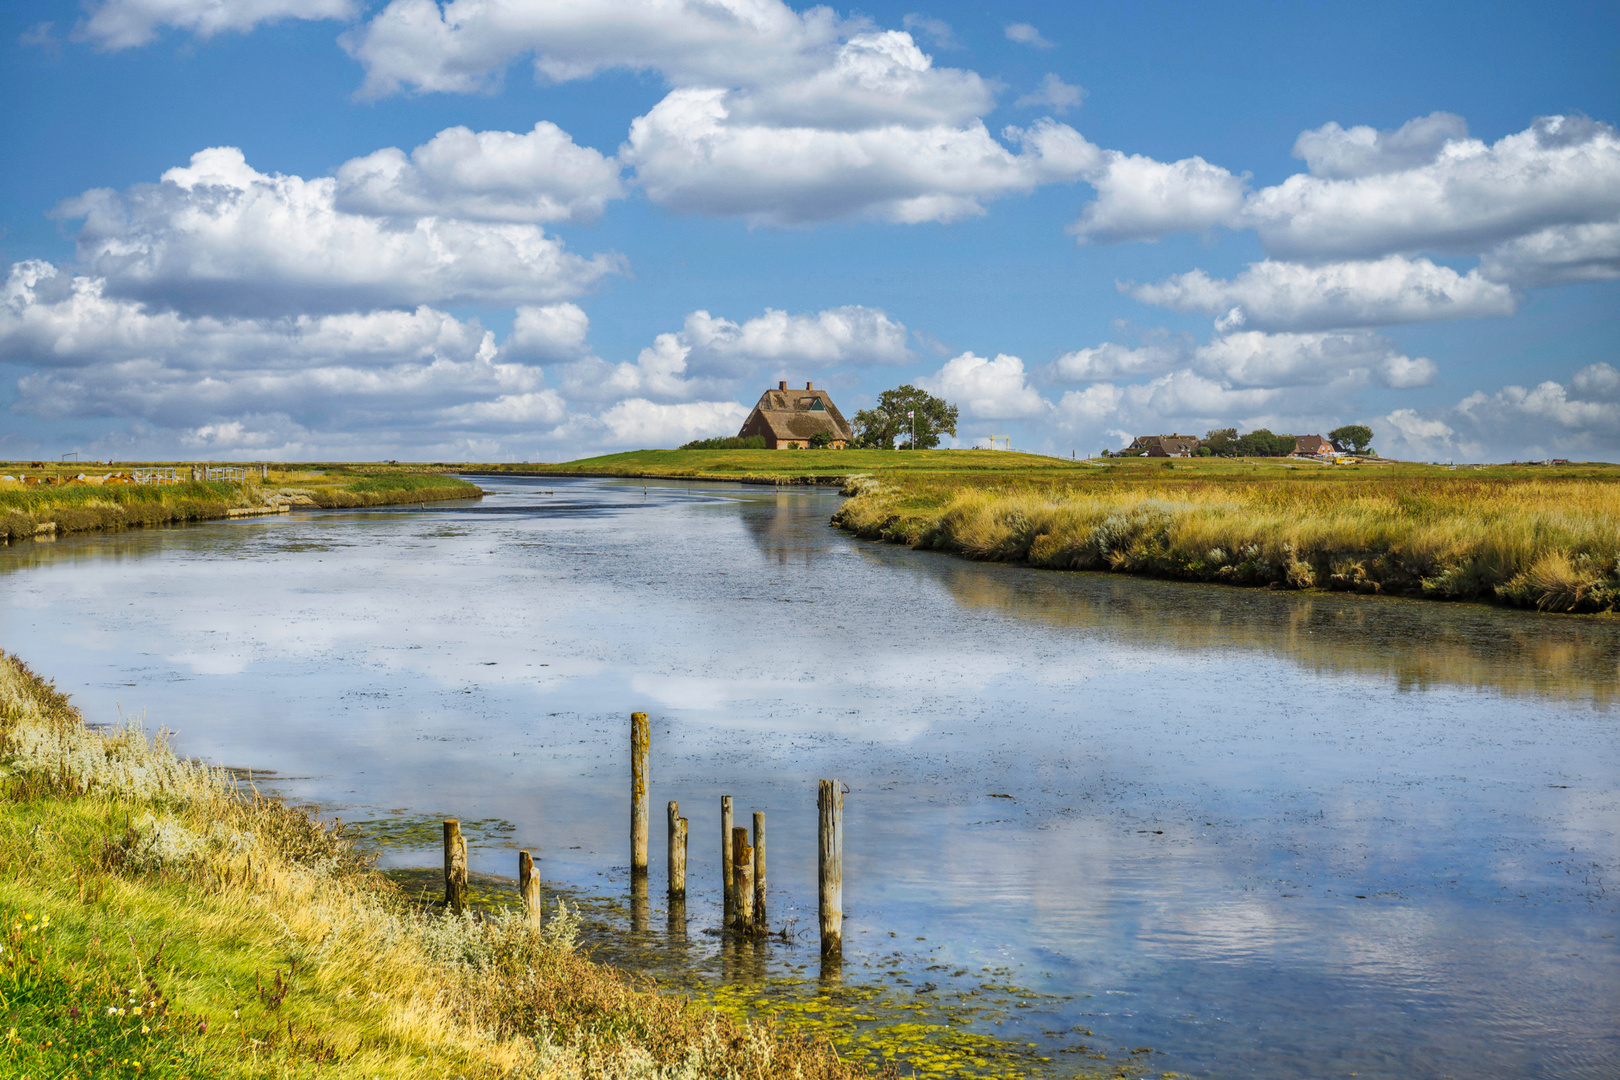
<box><xmin>3</xmin><ymin>476</ymin><xmax>1616</xmax><ymax>1079</ymax></box>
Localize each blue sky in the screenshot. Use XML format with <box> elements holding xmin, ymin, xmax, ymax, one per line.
<box><xmin>2</xmin><ymin>0</ymin><xmax>1616</xmax><ymax>462</ymax></box>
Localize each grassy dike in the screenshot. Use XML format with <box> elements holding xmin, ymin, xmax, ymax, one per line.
<box><xmin>0</xmin><ymin>467</ymin><xmax>482</xmax><ymax>544</ymax></box>
<box><xmin>0</xmin><ymin>651</ymin><xmax>869</xmax><ymax>1080</ymax></box>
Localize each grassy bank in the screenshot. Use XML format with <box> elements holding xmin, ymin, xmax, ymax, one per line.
<box><xmin>465</xmin><ymin>448</ymin><xmax>1089</xmax><ymax>484</ymax></box>
<box><xmin>470</xmin><ymin>448</ymin><xmax>1617</xmax><ymax>486</ymax></box>
<box><xmin>0</xmin><ymin>651</ymin><xmax>867</xmax><ymax>1079</ymax></box>
<box><xmin>832</xmin><ymin>464</ymin><xmax>1620</xmax><ymax>613</ymax></box>
<box><xmin>0</xmin><ymin>467</ymin><xmax>481</xmax><ymax>544</ymax></box>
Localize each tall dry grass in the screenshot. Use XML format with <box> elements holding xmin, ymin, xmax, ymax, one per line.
<box><xmin>835</xmin><ymin>477</ymin><xmax>1620</xmax><ymax>612</ymax></box>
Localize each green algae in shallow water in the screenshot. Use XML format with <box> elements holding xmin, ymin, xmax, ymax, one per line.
<box><xmin>378</xmin><ymin>866</ymin><xmax>1178</xmax><ymax>1080</ymax></box>
<box><xmin>696</xmin><ymin>978</ymin><xmax>1164</xmax><ymax>1080</ymax></box>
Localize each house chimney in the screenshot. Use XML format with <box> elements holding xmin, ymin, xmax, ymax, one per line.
<box><xmin>806</xmin><ymin>381</ymin><xmax>814</xmax><ymax>390</ymax></box>
<box><xmin>778</xmin><ymin>380</ymin><xmax>787</xmax><ymax>390</ymax></box>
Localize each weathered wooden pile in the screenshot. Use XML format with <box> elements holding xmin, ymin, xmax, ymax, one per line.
<box><xmin>440</xmin><ymin>710</ymin><xmax>847</xmax><ymax>956</ymax></box>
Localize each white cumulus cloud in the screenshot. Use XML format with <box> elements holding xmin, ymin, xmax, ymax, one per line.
<box><xmin>335</xmin><ymin>122</ymin><xmax>625</xmax><ymax>224</ymax></box>
<box><xmin>1291</xmin><ymin>112</ymin><xmax>1470</xmax><ymax>179</ymax></box>
<box><xmin>558</xmin><ymin>303</ymin><xmax>910</xmax><ymax>399</ymax></box>
<box><xmin>598</xmin><ymin>399</ymin><xmax>752</xmax><ymax>446</ymax></box>
<box><xmin>1478</xmin><ymin>219</ymin><xmax>1620</xmax><ymax>286</ymax></box>
<box><xmin>77</xmin><ymin>0</ymin><xmax>356</xmax><ymax>51</ymax></box>
<box><xmin>1069</xmin><ymin>114</ymin><xmax>1620</xmax><ymax>276</ymax></box>
<box><xmin>918</xmin><ymin>352</ymin><xmax>1049</xmax><ymax>419</ymax></box>
<box><xmin>53</xmin><ymin>146</ymin><xmax>622</xmax><ymax>317</ymax></box>
<box><xmin>1195</xmin><ymin>330</ymin><xmax>1436</xmax><ymax>389</ymax></box>
<box><xmin>506</xmin><ymin>304</ymin><xmax>594</xmax><ymax>362</ymax></box>
<box><xmin>342</xmin><ymin>0</ymin><xmax>847</xmax><ymax>99</ymax></box>
<box><xmin>344</xmin><ymin>4</ymin><xmax>1102</xmax><ymax>227</ymax></box>
<box><xmin>621</xmin><ymin>71</ymin><xmax>1097</xmax><ymax>225</ymax></box>
<box><xmin>1379</xmin><ymin>362</ymin><xmax>1620</xmax><ymax>461</ymax></box>
<box><xmin>52</xmin><ymin>143</ymin><xmax>618</xmax><ymax>314</ymax></box>
<box><xmin>0</xmin><ymin>260</ymin><xmax>558</xmax><ymax>430</ymax></box>
<box><xmin>681</xmin><ymin>305</ymin><xmax>912</xmax><ymax>372</ymax></box>
<box><xmin>1126</xmin><ymin>256</ymin><xmax>1517</xmax><ymax>332</ymax></box>
<box><xmin>1048</xmin><ymin>337</ymin><xmax>1193</xmax><ymax>381</ymax></box>
<box><xmin>1069</xmin><ymin>151</ymin><xmax>1248</xmax><ymax>244</ymax></box>
<box><xmin>1248</xmin><ymin>114</ymin><xmax>1620</xmax><ymax>261</ymax></box>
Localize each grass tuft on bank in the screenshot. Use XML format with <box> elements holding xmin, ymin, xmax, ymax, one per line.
<box><xmin>0</xmin><ymin>651</ymin><xmax>870</xmax><ymax>1079</ymax></box>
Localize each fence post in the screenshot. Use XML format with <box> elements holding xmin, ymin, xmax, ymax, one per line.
<box><xmin>444</xmin><ymin>819</ymin><xmax>468</xmax><ymax>914</ymax></box>
<box><xmin>631</xmin><ymin>712</ymin><xmax>649</xmax><ymax>877</ymax></box>
<box><xmin>721</xmin><ymin>795</ymin><xmax>734</xmax><ymax>926</ymax></box>
<box><xmin>732</xmin><ymin>826</ymin><xmax>754</xmax><ymax>932</ymax></box>
<box><xmin>519</xmin><ymin>850</ymin><xmax>542</xmax><ymax>926</ymax></box>
<box><xmin>668</xmin><ymin>801</ymin><xmax>687</xmax><ymax>899</ymax></box>
<box><xmin>818</xmin><ymin>780</ymin><xmax>842</xmax><ymax>956</ymax></box>
<box><xmin>752</xmin><ymin>810</ymin><xmax>767</xmax><ymax>929</ymax></box>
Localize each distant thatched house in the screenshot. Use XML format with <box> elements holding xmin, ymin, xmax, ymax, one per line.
<box><xmin>1125</xmin><ymin>433</ymin><xmax>1201</xmax><ymax>457</ymax></box>
<box><xmin>738</xmin><ymin>382</ymin><xmax>853</xmax><ymax>449</ymax></box>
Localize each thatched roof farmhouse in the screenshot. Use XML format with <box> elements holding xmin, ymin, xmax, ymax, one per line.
<box><xmin>738</xmin><ymin>382</ymin><xmax>853</xmax><ymax>449</ymax></box>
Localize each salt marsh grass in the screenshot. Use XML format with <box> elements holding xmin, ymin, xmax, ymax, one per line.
<box><xmin>0</xmin><ymin>469</ymin><xmax>480</xmax><ymax>542</ymax></box>
<box><xmin>835</xmin><ymin>476</ymin><xmax>1620</xmax><ymax>612</ymax></box>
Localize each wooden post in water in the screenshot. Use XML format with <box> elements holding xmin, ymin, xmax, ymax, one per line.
<box><xmin>444</xmin><ymin>819</ymin><xmax>468</xmax><ymax>914</ymax></box>
<box><xmin>630</xmin><ymin>874</ymin><xmax>649</xmax><ymax>933</ymax></box>
<box><xmin>721</xmin><ymin>795</ymin><xmax>734</xmax><ymax>926</ymax></box>
<box><xmin>817</xmin><ymin>780</ymin><xmax>842</xmax><ymax>956</ymax></box>
<box><xmin>668</xmin><ymin>801</ymin><xmax>687</xmax><ymax>899</ymax></box>
<box><xmin>752</xmin><ymin>810</ymin><xmax>767</xmax><ymax>929</ymax></box>
<box><xmin>630</xmin><ymin>712</ymin><xmax>650</xmax><ymax>877</ymax></box>
<box><xmin>519</xmin><ymin>850</ymin><xmax>542</xmax><ymax>926</ymax></box>
<box><xmin>732</xmin><ymin>826</ymin><xmax>754</xmax><ymax>932</ymax></box>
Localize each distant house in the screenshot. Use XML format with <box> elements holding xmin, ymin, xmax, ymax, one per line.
<box><xmin>1291</xmin><ymin>434</ymin><xmax>1335</xmax><ymax>457</ymax></box>
<box><xmin>1126</xmin><ymin>433</ymin><xmax>1201</xmax><ymax>457</ymax></box>
<box><xmin>738</xmin><ymin>381</ymin><xmax>853</xmax><ymax>449</ymax></box>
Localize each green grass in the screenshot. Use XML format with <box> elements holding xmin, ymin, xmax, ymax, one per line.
<box><xmin>0</xmin><ymin>467</ymin><xmax>481</xmax><ymax>543</ymax></box>
<box><xmin>468</xmin><ymin>448</ymin><xmax>1100</xmax><ymax>482</ymax></box>
<box><xmin>471</xmin><ymin>448</ymin><xmax>1620</xmax><ymax>485</ymax></box>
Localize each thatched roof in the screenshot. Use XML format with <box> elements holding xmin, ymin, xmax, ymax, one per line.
<box><xmin>739</xmin><ymin>386</ymin><xmax>853</xmax><ymax>442</ymax></box>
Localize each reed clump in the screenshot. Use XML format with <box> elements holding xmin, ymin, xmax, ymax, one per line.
<box><xmin>0</xmin><ymin>652</ymin><xmax>870</xmax><ymax>1079</ymax></box>
<box><xmin>0</xmin><ymin>479</ymin><xmax>246</xmax><ymax>542</ymax></box>
<box><xmin>834</xmin><ymin>477</ymin><xmax>1620</xmax><ymax>613</ymax></box>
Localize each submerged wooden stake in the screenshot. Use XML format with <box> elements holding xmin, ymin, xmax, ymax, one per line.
<box><xmin>752</xmin><ymin>810</ymin><xmax>767</xmax><ymax>929</ymax></box>
<box><xmin>668</xmin><ymin>800</ymin><xmax>687</xmax><ymax>899</ymax></box>
<box><xmin>444</xmin><ymin>819</ymin><xmax>468</xmax><ymax>914</ymax></box>
<box><xmin>818</xmin><ymin>779</ymin><xmax>842</xmax><ymax>956</ymax></box>
<box><xmin>630</xmin><ymin>874</ymin><xmax>649</xmax><ymax>933</ymax></box>
<box><xmin>721</xmin><ymin>794</ymin><xmax>734</xmax><ymax>926</ymax></box>
<box><xmin>732</xmin><ymin>826</ymin><xmax>754</xmax><ymax>931</ymax></box>
<box><xmin>519</xmin><ymin>849</ymin><xmax>542</xmax><ymax>925</ymax></box>
<box><xmin>631</xmin><ymin>712</ymin><xmax>650</xmax><ymax>877</ymax></box>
